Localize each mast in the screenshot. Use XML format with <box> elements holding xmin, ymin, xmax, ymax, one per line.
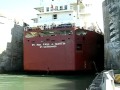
<box><xmin>76</xmin><ymin>0</ymin><xmax>82</xmax><ymax>27</ymax></box>
<box><xmin>77</xmin><ymin>0</ymin><xmax>82</xmax><ymax>19</ymax></box>
<box><xmin>77</xmin><ymin>0</ymin><xmax>79</xmax><ymax>19</ymax></box>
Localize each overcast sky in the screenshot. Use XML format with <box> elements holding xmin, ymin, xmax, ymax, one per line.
<box><xmin>0</xmin><ymin>0</ymin><xmax>40</xmax><ymax>21</ymax></box>
<box><xmin>0</xmin><ymin>0</ymin><xmax>104</xmax><ymax>21</ymax></box>
<box><xmin>0</xmin><ymin>0</ymin><xmax>104</xmax><ymax>53</ymax></box>
<box><xmin>0</xmin><ymin>0</ymin><xmax>40</xmax><ymax>53</ymax></box>
<box><xmin>0</xmin><ymin>0</ymin><xmax>104</xmax><ymax>24</ymax></box>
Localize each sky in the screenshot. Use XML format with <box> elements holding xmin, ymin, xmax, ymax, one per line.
<box><xmin>0</xmin><ymin>0</ymin><xmax>40</xmax><ymax>53</ymax></box>
<box><xmin>0</xmin><ymin>0</ymin><xmax>104</xmax><ymax>53</ymax></box>
<box><xmin>0</xmin><ymin>0</ymin><xmax>40</xmax><ymax>21</ymax></box>
<box><xmin>91</xmin><ymin>0</ymin><xmax>104</xmax><ymax>31</ymax></box>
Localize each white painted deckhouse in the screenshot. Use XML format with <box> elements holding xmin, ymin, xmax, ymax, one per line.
<box><xmin>31</xmin><ymin>0</ymin><xmax>95</xmax><ymax>30</ymax></box>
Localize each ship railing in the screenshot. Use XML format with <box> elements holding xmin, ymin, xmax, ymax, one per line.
<box><xmin>24</xmin><ymin>23</ymin><xmax>103</xmax><ymax>35</ymax></box>
<box><xmin>24</xmin><ymin>23</ymin><xmax>76</xmax><ymax>31</ymax></box>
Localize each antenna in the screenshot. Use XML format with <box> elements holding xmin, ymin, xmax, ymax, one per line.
<box><xmin>96</xmin><ymin>22</ymin><xmax>103</xmax><ymax>34</ymax></box>
<box><xmin>77</xmin><ymin>0</ymin><xmax>82</xmax><ymax>19</ymax></box>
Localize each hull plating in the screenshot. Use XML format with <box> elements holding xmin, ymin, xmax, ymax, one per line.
<box><xmin>23</xmin><ymin>28</ymin><xmax>104</xmax><ymax>71</ymax></box>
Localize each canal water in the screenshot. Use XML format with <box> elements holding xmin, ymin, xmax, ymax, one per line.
<box><xmin>0</xmin><ymin>74</ymin><xmax>95</xmax><ymax>90</ymax></box>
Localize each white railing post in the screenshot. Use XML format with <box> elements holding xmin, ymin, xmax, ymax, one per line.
<box><xmin>101</xmin><ymin>70</ymin><xmax>115</xmax><ymax>90</ymax></box>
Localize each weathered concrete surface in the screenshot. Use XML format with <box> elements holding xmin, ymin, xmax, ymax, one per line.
<box><xmin>87</xmin><ymin>73</ymin><xmax>103</xmax><ymax>90</ymax></box>
<box><xmin>103</xmin><ymin>0</ymin><xmax>120</xmax><ymax>69</ymax></box>
<box><xmin>105</xmin><ymin>41</ymin><xmax>120</xmax><ymax>69</ymax></box>
<box><xmin>0</xmin><ymin>23</ymin><xmax>24</xmax><ymax>72</ymax></box>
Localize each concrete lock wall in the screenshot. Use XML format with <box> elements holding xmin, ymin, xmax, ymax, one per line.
<box><xmin>103</xmin><ymin>0</ymin><xmax>120</xmax><ymax>69</ymax></box>
<box><xmin>0</xmin><ymin>23</ymin><xmax>24</xmax><ymax>72</ymax></box>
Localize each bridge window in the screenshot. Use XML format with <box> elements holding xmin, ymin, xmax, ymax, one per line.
<box><xmin>55</xmin><ymin>6</ymin><xmax>58</xmax><ymax>10</ymax></box>
<box><xmin>64</xmin><ymin>5</ymin><xmax>67</xmax><ymax>10</ymax></box>
<box><xmin>39</xmin><ymin>7</ymin><xmax>44</xmax><ymax>12</ymax></box>
<box><xmin>70</xmin><ymin>5</ymin><xmax>73</xmax><ymax>10</ymax></box>
<box><xmin>60</xmin><ymin>6</ymin><xmax>63</xmax><ymax>10</ymax></box>
<box><xmin>46</xmin><ymin>7</ymin><xmax>49</xmax><ymax>12</ymax></box>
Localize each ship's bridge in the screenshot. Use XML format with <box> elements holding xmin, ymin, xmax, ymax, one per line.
<box><xmin>31</xmin><ymin>0</ymin><xmax>96</xmax><ymax>33</ymax></box>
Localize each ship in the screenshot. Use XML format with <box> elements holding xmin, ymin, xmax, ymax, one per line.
<box><xmin>23</xmin><ymin>0</ymin><xmax>104</xmax><ymax>72</ymax></box>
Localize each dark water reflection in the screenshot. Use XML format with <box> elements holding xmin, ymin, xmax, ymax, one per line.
<box><xmin>0</xmin><ymin>74</ymin><xmax>95</xmax><ymax>90</ymax></box>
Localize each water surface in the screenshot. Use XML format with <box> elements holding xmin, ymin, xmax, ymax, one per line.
<box><xmin>0</xmin><ymin>74</ymin><xmax>94</xmax><ymax>90</ymax></box>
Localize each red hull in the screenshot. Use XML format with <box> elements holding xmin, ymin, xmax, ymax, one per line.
<box><xmin>23</xmin><ymin>27</ymin><xmax>104</xmax><ymax>71</ymax></box>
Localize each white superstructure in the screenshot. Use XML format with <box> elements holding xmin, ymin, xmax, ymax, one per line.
<box><xmin>31</xmin><ymin>0</ymin><xmax>95</xmax><ymax>29</ymax></box>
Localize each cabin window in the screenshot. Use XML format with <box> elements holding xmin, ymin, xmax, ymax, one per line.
<box><xmin>76</xmin><ymin>44</ymin><xmax>82</xmax><ymax>51</ymax></box>
<box><xmin>60</xmin><ymin>6</ymin><xmax>63</xmax><ymax>10</ymax></box>
<box><xmin>46</xmin><ymin>7</ymin><xmax>49</xmax><ymax>12</ymax></box>
<box><xmin>70</xmin><ymin>5</ymin><xmax>73</xmax><ymax>10</ymax></box>
<box><xmin>40</xmin><ymin>7</ymin><xmax>44</xmax><ymax>12</ymax></box>
<box><xmin>53</xmin><ymin>14</ymin><xmax>57</xmax><ymax>19</ymax></box>
<box><xmin>55</xmin><ymin>6</ymin><xmax>58</xmax><ymax>10</ymax></box>
<box><xmin>64</xmin><ymin>5</ymin><xmax>67</xmax><ymax>10</ymax></box>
